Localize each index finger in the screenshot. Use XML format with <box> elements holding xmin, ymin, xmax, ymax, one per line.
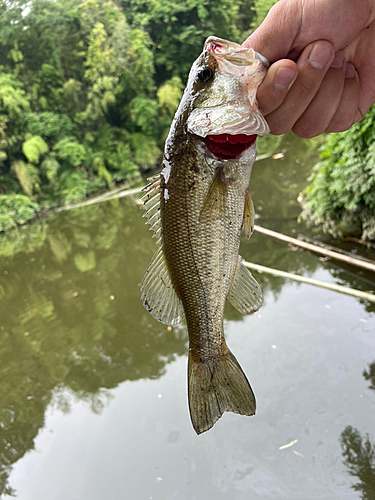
<box><xmin>256</xmin><ymin>59</ymin><xmax>298</xmax><ymax>116</ymax></box>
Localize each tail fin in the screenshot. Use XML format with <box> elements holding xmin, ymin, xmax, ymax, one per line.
<box><xmin>188</xmin><ymin>349</ymin><xmax>256</xmax><ymax>435</ymax></box>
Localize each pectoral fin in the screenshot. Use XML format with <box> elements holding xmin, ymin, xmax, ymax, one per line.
<box><xmin>243</xmin><ymin>189</ymin><xmax>255</xmax><ymax>239</ymax></box>
<box><xmin>140</xmin><ymin>247</ymin><xmax>184</xmax><ymax>326</ymax></box>
<box><xmin>227</xmin><ymin>255</ymin><xmax>263</xmax><ymax>314</ymax></box>
<box><xmin>199</xmin><ymin>169</ymin><xmax>228</xmax><ymax>222</ymax></box>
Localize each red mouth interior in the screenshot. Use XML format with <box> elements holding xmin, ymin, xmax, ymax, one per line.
<box><xmin>203</xmin><ymin>134</ymin><xmax>257</xmax><ymax>159</ymax></box>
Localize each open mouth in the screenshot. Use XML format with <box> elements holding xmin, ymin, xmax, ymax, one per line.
<box><xmin>202</xmin><ymin>134</ymin><xmax>257</xmax><ymax>160</ymax></box>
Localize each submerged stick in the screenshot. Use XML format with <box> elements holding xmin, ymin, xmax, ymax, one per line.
<box><xmin>298</xmin><ymin>234</ymin><xmax>375</xmax><ymax>265</ymax></box>
<box><xmin>345</xmin><ymin>237</ymin><xmax>375</xmax><ymax>250</ymax></box>
<box><xmin>254</xmin><ymin>225</ymin><xmax>375</xmax><ymax>273</ymax></box>
<box><xmin>243</xmin><ymin>261</ymin><xmax>375</xmax><ymax>303</ymax></box>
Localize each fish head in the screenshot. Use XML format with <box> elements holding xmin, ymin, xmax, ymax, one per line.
<box><xmin>185</xmin><ymin>37</ymin><xmax>270</xmax><ymax>160</ymax></box>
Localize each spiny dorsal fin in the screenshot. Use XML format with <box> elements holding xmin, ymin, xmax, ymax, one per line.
<box><xmin>243</xmin><ymin>189</ymin><xmax>255</xmax><ymax>239</ymax></box>
<box><xmin>227</xmin><ymin>255</ymin><xmax>263</xmax><ymax>314</ymax></box>
<box><xmin>140</xmin><ymin>246</ymin><xmax>184</xmax><ymax>326</ymax></box>
<box><xmin>199</xmin><ymin>169</ymin><xmax>228</xmax><ymax>222</ymax></box>
<box><xmin>140</xmin><ymin>175</ymin><xmax>161</xmax><ymax>243</ymax></box>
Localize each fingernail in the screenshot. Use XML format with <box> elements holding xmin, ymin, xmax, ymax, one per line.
<box><xmin>345</xmin><ymin>62</ymin><xmax>356</xmax><ymax>79</ymax></box>
<box><xmin>308</xmin><ymin>43</ymin><xmax>334</xmax><ymax>70</ymax></box>
<box><xmin>274</xmin><ymin>67</ymin><xmax>297</xmax><ymax>90</ymax></box>
<box><xmin>331</xmin><ymin>51</ymin><xmax>344</xmax><ymax>69</ymax></box>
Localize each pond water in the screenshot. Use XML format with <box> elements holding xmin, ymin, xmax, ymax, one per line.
<box><xmin>1</xmin><ymin>134</ymin><xmax>374</xmax><ymax>500</ymax></box>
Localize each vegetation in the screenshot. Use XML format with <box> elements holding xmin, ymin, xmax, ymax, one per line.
<box><xmin>300</xmin><ymin>106</ymin><xmax>375</xmax><ymax>241</ymax></box>
<box><xmin>0</xmin><ymin>0</ymin><xmax>272</xmax><ymax>229</ymax></box>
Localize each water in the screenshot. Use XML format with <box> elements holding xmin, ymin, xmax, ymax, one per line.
<box><xmin>1</xmin><ymin>134</ymin><xmax>374</xmax><ymax>499</ymax></box>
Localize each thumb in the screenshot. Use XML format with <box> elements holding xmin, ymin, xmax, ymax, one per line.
<box><xmin>243</xmin><ymin>0</ymin><xmax>303</xmax><ymax>62</ymax></box>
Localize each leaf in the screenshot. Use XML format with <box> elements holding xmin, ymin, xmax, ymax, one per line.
<box><xmin>22</xmin><ymin>136</ymin><xmax>49</xmax><ymax>164</ymax></box>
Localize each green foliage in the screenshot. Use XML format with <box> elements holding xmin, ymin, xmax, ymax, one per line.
<box><xmin>0</xmin><ymin>194</ymin><xmax>39</xmax><ymax>231</ymax></box>
<box><xmin>40</xmin><ymin>156</ymin><xmax>60</xmax><ymax>183</ymax></box>
<box><xmin>256</xmin><ymin>134</ymin><xmax>282</xmax><ymax>156</ymax></box>
<box><xmin>22</xmin><ymin>135</ymin><xmax>48</xmax><ymax>163</ymax></box>
<box><xmin>301</xmin><ymin>106</ymin><xmax>375</xmax><ymax>240</ymax></box>
<box><xmin>130</xmin><ymin>95</ymin><xmax>159</xmax><ymax>134</ymax></box>
<box><xmin>58</xmin><ymin>170</ymin><xmax>89</xmax><ymax>204</ymax></box>
<box><xmin>0</xmin><ymin>0</ymin><xmax>273</xmax><ymax>228</ymax></box>
<box><xmin>157</xmin><ymin>76</ymin><xmax>184</xmax><ymax>116</ymax></box>
<box><xmin>0</xmin><ymin>73</ymin><xmax>30</xmax><ymax>121</ymax></box>
<box><xmin>131</xmin><ymin>133</ymin><xmax>161</xmax><ymax>168</ymax></box>
<box><xmin>26</xmin><ymin>112</ymin><xmax>74</xmax><ymax>141</ymax></box>
<box><xmin>11</xmin><ymin>160</ymin><xmax>40</xmax><ymax>195</ymax></box>
<box><xmin>251</xmin><ymin>0</ymin><xmax>277</xmax><ymax>28</ymax></box>
<box><xmin>122</xmin><ymin>0</ymin><xmax>255</xmax><ymax>83</ymax></box>
<box><xmin>54</xmin><ymin>138</ymin><xmax>86</xmax><ymax>168</ymax></box>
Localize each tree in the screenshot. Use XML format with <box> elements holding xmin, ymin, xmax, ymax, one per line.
<box><xmin>121</xmin><ymin>0</ymin><xmax>256</xmax><ymax>83</ymax></box>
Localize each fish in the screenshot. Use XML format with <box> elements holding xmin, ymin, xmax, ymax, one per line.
<box><xmin>140</xmin><ymin>36</ymin><xmax>270</xmax><ymax>434</ymax></box>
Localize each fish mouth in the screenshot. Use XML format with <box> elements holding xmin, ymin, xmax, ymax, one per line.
<box><xmin>202</xmin><ymin>134</ymin><xmax>257</xmax><ymax>160</ymax></box>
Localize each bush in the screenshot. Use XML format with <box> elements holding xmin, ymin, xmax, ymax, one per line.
<box><xmin>300</xmin><ymin>106</ymin><xmax>375</xmax><ymax>240</ymax></box>
<box><xmin>0</xmin><ymin>195</ymin><xmax>40</xmax><ymax>231</ymax></box>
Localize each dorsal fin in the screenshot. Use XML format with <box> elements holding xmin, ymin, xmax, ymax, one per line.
<box><xmin>140</xmin><ymin>174</ymin><xmax>184</xmax><ymax>325</ymax></box>
<box><xmin>140</xmin><ymin>175</ymin><xmax>162</xmax><ymax>244</ymax></box>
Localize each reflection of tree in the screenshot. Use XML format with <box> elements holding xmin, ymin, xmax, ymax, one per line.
<box><xmin>327</xmin><ymin>249</ymin><xmax>375</xmax><ymax>313</ymax></box>
<box><xmin>0</xmin><ymin>199</ymin><xmax>188</xmax><ymax>497</ymax></box>
<box><xmin>363</xmin><ymin>362</ymin><xmax>375</xmax><ymax>392</ymax></box>
<box><xmin>340</xmin><ymin>426</ymin><xmax>375</xmax><ymax>500</ymax></box>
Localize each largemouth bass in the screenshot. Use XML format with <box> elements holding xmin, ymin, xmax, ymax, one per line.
<box><xmin>140</xmin><ymin>37</ymin><xmax>270</xmax><ymax>434</ymax></box>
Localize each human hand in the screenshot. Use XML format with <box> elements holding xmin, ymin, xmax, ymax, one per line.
<box><xmin>243</xmin><ymin>0</ymin><xmax>375</xmax><ymax>137</ymax></box>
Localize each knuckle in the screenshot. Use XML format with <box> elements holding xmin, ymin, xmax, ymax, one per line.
<box><xmin>296</xmin><ymin>78</ymin><xmax>316</xmax><ymax>95</ymax></box>
<box><xmin>268</xmin><ymin>120</ymin><xmax>290</xmax><ymax>136</ymax></box>
<box><xmin>326</xmin><ymin>114</ymin><xmax>357</xmax><ymax>133</ymax></box>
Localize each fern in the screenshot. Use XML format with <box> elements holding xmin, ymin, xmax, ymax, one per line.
<box><xmin>22</xmin><ymin>135</ymin><xmax>48</xmax><ymax>163</ymax></box>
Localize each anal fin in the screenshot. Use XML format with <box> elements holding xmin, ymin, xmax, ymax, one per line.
<box><xmin>227</xmin><ymin>255</ymin><xmax>263</xmax><ymax>314</ymax></box>
<box><xmin>140</xmin><ymin>246</ymin><xmax>184</xmax><ymax>326</ymax></box>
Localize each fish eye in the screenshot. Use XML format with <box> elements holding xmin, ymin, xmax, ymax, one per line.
<box><xmin>197</xmin><ymin>67</ymin><xmax>214</xmax><ymax>83</ymax></box>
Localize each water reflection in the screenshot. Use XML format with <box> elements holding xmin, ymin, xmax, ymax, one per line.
<box><xmin>339</xmin><ymin>362</ymin><xmax>375</xmax><ymax>500</ymax></box>
<box><xmin>363</xmin><ymin>362</ymin><xmax>375</xmax><ymax>391</ymax></box>
<box><xmin>341</xmin><ymin>426</ymin><xmax>375</xmax><ymax>499</ymax></box>
<box><xmin>0</xmin><ymin>201</ymin><xmax>188</xmax><ymax>496</ymax></box>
